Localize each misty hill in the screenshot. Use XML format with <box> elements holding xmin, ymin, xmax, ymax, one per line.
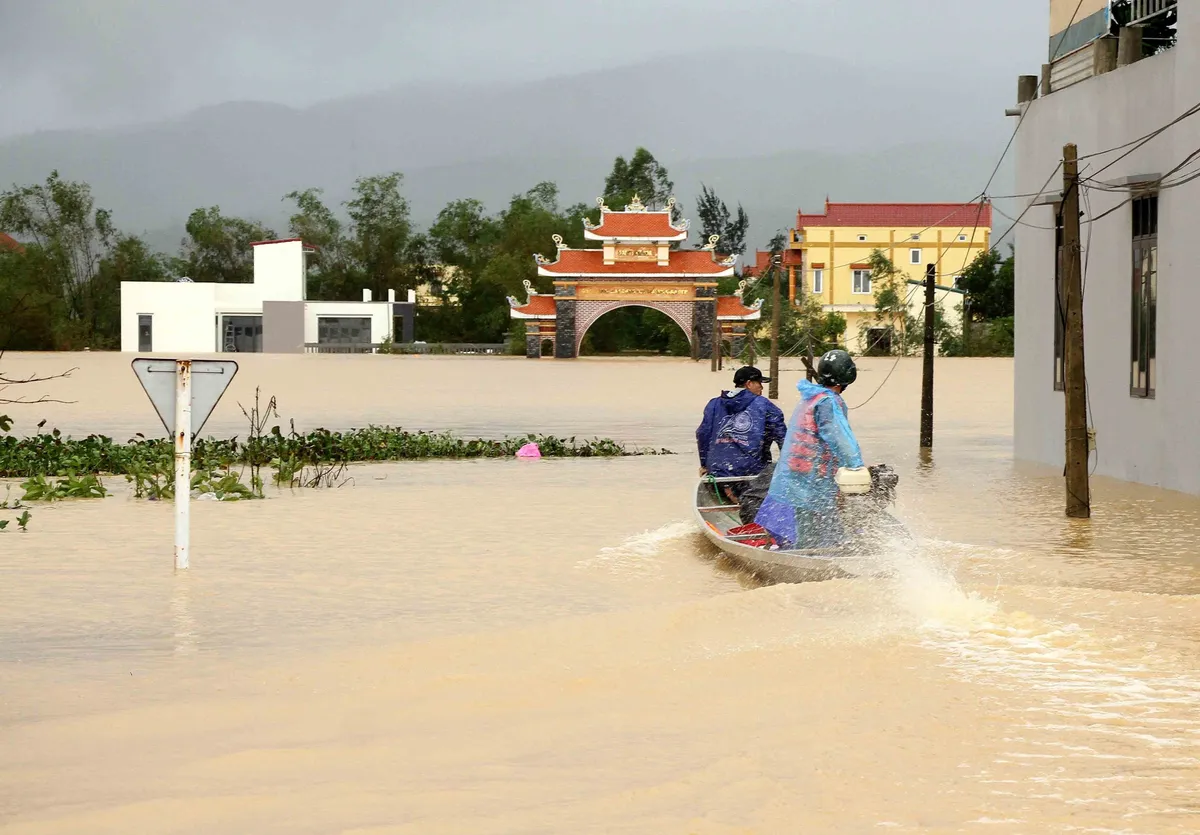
<box><xmin>0</xmin><ymin>52</ymin><xmax>1018</xmax><ymax>252</ymax></box>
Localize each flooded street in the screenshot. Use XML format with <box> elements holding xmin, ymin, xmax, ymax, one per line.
<box><xmin>2</xmin><ymin>353</ymin><xmax>1199</xmax><ymax>833</ymax></box>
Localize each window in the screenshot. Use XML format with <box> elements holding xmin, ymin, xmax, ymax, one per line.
<box><xmin>910</xmin><ymin>248</ymin><xmax>922</xmax><ymax>265</ymax></box>
<box><xmin>958</xmin><ymin>234</ymin><xmax>969</xmax><ymax>242</ymax></box>
<box><xmin>1131</xmin><ymin>194</ymin><xmax>1158</xmax><ymax>399</ymax></box>
<box><xmin>813</xmin><ymin>268</ymin><xmax>824</xmax><ymax>294</ymax></box>
<box><xmin>138</xmin><ymin>315</ymin><xmax>153</xmax><ymax>352</ymax></box>
<box><xmin>220</xmin><ymin>315</ymin><xmax>263</xmax><ymax>353</ymax></box>
<box><xmin>910</xmin><ymin>234</ymin><xmax>921</xmax><ymax>241</ymax></box>
<box><xmin>1054</xmin><ymin>207</ymin><xmax>1064</xmax><ymax>391</ymax></box>
<box><xmin>852</xmin><ymin>269</ymin><xmax>872</xmax><ymax>294</ymax></box>
<box><xmin>857</xmin><ymin>235</ymin><xmax>867</xmax><ymax>242</ymax></box>
<box><xmin>318</xmin><ymin>316</ymin><xmax>373</xmax><ymax>346</ymax></box>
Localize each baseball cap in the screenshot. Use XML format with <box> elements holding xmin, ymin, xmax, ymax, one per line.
<box><xmin>733</xmin><ymin>366</ymin><xmax>771</xmax><ymax>387</ymax></box>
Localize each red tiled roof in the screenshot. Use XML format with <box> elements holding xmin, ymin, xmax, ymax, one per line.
<box><xmin>717</xmin><ymin>296</ymin><xmax>760</xmax><ymax>318</ymax></box>
<box><xmin>0</xmin><ymin>233</ymin><xmax>23</xmax><ymax>252</ymax></box>
<box><xmin>795</xmin><ymin>201</ymin><xmax>992</xmax><ymax>230</ymax></box>
<box><xmin>742</xmin><ymin>250</ymin><xmax>772</xmax><ymax>277</ymax></box>
<box><xmin>512</xmin><ymin>295</ymin><xmax>556</xmax><ymax>317</ymax></box>
<box><xmin>586</xmin><ymin>212</ymin><xmax>685</xmax><ymax>239</ymax></box>
<box><xmin>538</xmin><ymin>249</ymin><xmax>733</xmax><ymax>276</ymax></box>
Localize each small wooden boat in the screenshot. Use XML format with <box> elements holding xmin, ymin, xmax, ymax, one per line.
<box><xmin>693</xmin><ymin>471</ymin><xmax>908</xmax><ymax>584</ymax></box>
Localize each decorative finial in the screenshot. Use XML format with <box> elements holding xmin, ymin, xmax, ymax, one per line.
<box><xmin>735</xmin><ymin>278</ymin><xmax>749</xmax><ymax>299</ymax></box>
<box><xmin>552</xmin><ymin>233</ymin><xmax>566</xmax><ymax>250</ymax></box>
<box><xmin>626</xmin><ymin>194</ymin><xmax>645</xmax><ymax>212</ymax></box>
<box><xmin>666</xmin><ymin>196</ymin><xmax>677</xmax><ymax>210</ymax></box>
<box><xmin>702</xmin><ymin>234</ymin><xmax>721</xmax><ymax>251</ymax></box>
<box><xmin>596</xmin><ymin>197</ymin><xmax>610</xmax><ymax>213</ymax></box>
<box><xmin>522</xmin><ymin>279</ymin><xmax>534</xmax><ymax>297</ymax></box>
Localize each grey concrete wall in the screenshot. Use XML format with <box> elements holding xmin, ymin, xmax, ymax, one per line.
<box><xmin>262</xmin><ymin>301</ymin><xmax>306</xmax><ymax>353</ymax></box>
<box><xmin>1014</xmin><ymin>18</ymin><xmax>1196</xmax><ymax>493</ymax></box>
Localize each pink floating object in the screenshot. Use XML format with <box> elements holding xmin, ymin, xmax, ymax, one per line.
<box><xmin>516</xmin><ymin>442</ymin><xmax>542</xmax><ymax>459</ymax></box>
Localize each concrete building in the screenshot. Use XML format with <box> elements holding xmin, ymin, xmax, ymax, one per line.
<box><xmin>120</xmin><ymin>239</ymin><xmax>415</xmax><ymax>353</ymax></box>
<box><xmin>784</xmin><ymin>201</ymin><xmax>993</xmax><ymax>352</ymax></box>
<box><xmin>1014</xmin><ymin>1</ymin><xmax>1186</xmax><ymax>490</ymax></box>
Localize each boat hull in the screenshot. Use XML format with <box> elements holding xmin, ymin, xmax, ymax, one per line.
<box><xmin>693</xmin><ymin>477</ymin><xmax>907</xmax><ymax>584</ymax></box>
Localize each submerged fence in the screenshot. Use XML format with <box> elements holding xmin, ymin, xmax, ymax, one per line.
<box><xmin>303</xmin><ymin>342</ymin><xmax>510</xmax><ymax>355</ymax></box>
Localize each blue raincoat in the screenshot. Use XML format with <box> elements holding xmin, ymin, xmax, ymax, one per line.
<box><xmin>696</xmin><ymin>388</ymin><xmax>787</xmax><ymax>477</ymax></box>
<box><xmin>754</xmin><ymin>379</ymin><xmax>864</xmax><ymax>549</ymax></box>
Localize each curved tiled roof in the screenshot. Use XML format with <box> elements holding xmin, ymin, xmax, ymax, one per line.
<box><xmin>717</xmin><ymin>296</ymin><xmax>762</xmax><ymax>319</ymax></box>
<box><xmin>537</xmin><ymin>249</ymin><xmax>734</xmax><ymax>277</ymax></box>
<box><xmin>510</xmin><ymin>295</ymin><xmax>557</xmax><ymax>317</ymax></box>
<box><xmin>586</xmin><ymin>211</ymin><xmax>687</xmax><ymax>240</ymax></box>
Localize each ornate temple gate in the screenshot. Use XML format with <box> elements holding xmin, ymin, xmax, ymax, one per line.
<box><xmin>509</xmin><ymin>197</ymin><xmax>761</xmax><ymax>358</ymax></box>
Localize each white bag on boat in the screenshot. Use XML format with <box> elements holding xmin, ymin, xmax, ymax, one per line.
<box><xmin>835</xmin><ymin>466</ymin><xmax>871</xmax><ymax>495</ymax></box>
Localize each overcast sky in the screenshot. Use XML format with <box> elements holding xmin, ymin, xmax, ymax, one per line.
<box><xmin>0</xmin><ymin>0</ymin><xmax>1048</xmax><ymax>138</ymax></box>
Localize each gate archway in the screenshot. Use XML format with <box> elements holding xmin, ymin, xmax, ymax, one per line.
<box><xmin>507</xmin><ymin>196</ymin><xmax>763</xmax><ymax>359</ymax></box>
<box><xmin>574</xmin><ymin>300</ymin><xmax>694</xmax><ymax>355</ymax></box>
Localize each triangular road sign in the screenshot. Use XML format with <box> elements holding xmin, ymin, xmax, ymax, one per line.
<box><xmin>131</xmin><ymin>358</ymin><xmax>239</xmax><ymax>437</ymax></box>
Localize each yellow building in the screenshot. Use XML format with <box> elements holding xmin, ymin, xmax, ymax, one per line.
<box><xmin>786</xmin><ymin>200</ymin><xmax>992</xmax><ymax>353</ymax></box>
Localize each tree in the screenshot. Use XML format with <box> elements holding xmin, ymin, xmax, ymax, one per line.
<box><xmin>600</xmin><ymin>148</ymin><xmax>680</xmax><ymax>221</ymax></box>
<box><xmin>695</xmin><ymin>184</ymin><xmax>749</xmax><ymax>258</ymax></box>
<box><xmin>179</xmin><ymin>206</ymin><xmax>275</xmax><ymax>284</ymax></box>
<box><xmin>864</xmin><ymin>250</ymin><xmax>912</xmax><ymax>356</ymax></box>
<box><xmin>0</xmin><ymin>171</ymin><xmax>116</xmax><ymax>345</ymax></box>
<box><xmin>957</xmin><ymin>245</ymin><xmax>1014</xmax><ymax>321</ymax></box>
<box><xmin>345</xmin><ymin>172</ymin><xmax>415</xmax><ymax>300</ymax></box>
<box><xmin>283</xmin><ymin>187</ymin><xmax>356</xmax><ymax>299</ymax></box>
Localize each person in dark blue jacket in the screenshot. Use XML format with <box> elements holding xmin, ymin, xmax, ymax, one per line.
<box><xmin>696</xmin><ymin>366</ymin><xmax>788</xmax><ymax>480</ymax></box>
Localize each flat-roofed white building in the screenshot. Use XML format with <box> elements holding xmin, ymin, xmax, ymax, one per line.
<box><xmin>120</xmin><ymin>239</ymin><xmax>414</xmax><ymax>353</ymax></box>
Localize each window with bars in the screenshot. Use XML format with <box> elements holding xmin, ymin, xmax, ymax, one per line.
<box><xmin>1054</xmin><ymin>206</ymin><xmax>1065</xmax><ymax>391</ymax></box>
<box><xmin>1130</xmin><ymin>194</ymin><xmax>1158</xmax><ymax>399</ymax></box>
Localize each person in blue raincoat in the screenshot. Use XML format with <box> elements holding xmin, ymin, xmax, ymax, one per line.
<box><xmin>754</xmin><ymin>349</ymin><xmax>866</xmax><ymax>549</ymax></box>
<box><xmin>696</xmin><ymin>366</ymin><xmax>787</xmax><ymax>479</ymax></box>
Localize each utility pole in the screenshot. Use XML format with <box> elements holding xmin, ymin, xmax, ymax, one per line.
<box><xmin>920</xmin><ymin>263</ymin><xmax>935</xmax><ymax>449</ymax></box>
<box><xmin>1062</xmin><ymin>143</ymin><xmax>1091</xmax><ymax>518</ymax></box>
<box><xmin>963</xmin><ymin>293</ymin><xmax>972</xmax><ymax>357</ymax></box>
<box><xmin>710</xmin><ymin>299</ymin><xmax>720</xmax><ymax>373</ymax></box>
<box><xmin>769</xmin><ymin>255</ymin><xmax>781</xmax><ymax>400</ymax></box>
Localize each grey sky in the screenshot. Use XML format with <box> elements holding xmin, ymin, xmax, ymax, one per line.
<box><xmin>1</xmin><ymin>0</ymin><xmax>1048</xmax><ymax>138</ymax></box>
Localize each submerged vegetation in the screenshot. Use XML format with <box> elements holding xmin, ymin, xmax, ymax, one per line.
<box><xmin>0</xmin><ymin>389</ymin><xmax>671</xmax><ymax>528</ymax></box>
<box><xmin>0</xmin><ymin>423</ymin><xmax>667</xmax><ymax>481</ymax></box>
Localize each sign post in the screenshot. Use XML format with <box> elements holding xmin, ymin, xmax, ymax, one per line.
<box><xmin>132</xmin><ymin>358</ymin><xmax>238</xmax><ymax>571</ymax></box>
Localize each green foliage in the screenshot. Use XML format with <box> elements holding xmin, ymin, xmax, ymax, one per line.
<box><xmin>940</xmin><ymin>316</ymin><xmax>1014</xmax><ymax>357</ymax></box>
<box><xmin>695</xmin><ymin>184</ymin><xmax>749</xmax><ymax>257</ymax></box>
<box><xmin>958</xmin><ymin>245</ymin><xmax>1014</xmax><ymax>321</ymax></box>
<box><xmin>600</xmin><ymin>148</ymin><xmax>679</xmax><ymax>222</ymax></box>
<box><xmin>179</xmin><ymin>206</ymin><xmax>275</xmax><ymax>284</ymax></box>
<box><xmin>0</xmin><ymin>418</ymin><xmax>670</xmax><ymax>481</ymax></box>
<box><xmin>580</xmin><ymin>307</ymin><xmax>690</xmax><ymax>356</ymax></box>
<box><xmin>0</xmin><ymin>171</ymin><xmax>167</xmax><ymax>349</ymax></box>
<box><xmin>18</xmin><ymin>471</ymin><xmax>107</xmax><ymax>501</ymax></box>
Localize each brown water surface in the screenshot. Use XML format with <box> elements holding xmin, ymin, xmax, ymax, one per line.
<box><xmin>1</xmin><ymin>353</ymin><xmax>1198</xmax><ymax>833</ymax></box>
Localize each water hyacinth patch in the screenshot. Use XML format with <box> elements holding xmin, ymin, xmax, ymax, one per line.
<box><xmin>0</xmin><ymin>422</ymin><xmax>672</xmax><ymax>480</ymax></box>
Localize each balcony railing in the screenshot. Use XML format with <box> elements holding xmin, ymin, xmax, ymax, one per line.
<box><xmin>1130</xmin><ymin>0</ymin><xmax>1176</xmax><ymax>26</ymax></box>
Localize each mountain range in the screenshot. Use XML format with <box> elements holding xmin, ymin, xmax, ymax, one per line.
<box><xmin>0</xmin><ymin>51</ymin><xmax>1020</xmax><ymax>254</ymax></box>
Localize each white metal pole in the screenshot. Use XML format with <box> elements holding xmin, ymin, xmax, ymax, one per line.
<box><xmin>174</xmin><ymin>360</ymin><xmax>192</xmax><ymax>571</ymax></box>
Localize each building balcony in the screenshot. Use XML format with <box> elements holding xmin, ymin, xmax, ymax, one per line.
<box><xmin>1130</xmin><ymin>0</ymin><xmax>1176</xmax><ymax>27</ymax></box>
<box><xmin>1041</xmin><ymin>0</ymin><xmax>1176</xmax><ymax>95</ymax></box>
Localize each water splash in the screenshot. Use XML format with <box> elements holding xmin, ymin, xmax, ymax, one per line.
<box><xmin>577</xmin><ymin>520</ymin><xmax>698</xmax><ymax>577</ymax></box>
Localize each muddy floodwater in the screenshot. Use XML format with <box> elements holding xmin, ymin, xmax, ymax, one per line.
<box><xmin>2</xmin><ymin>352</ymin><xmax>1199</xmax><ymax>834</ymax></box>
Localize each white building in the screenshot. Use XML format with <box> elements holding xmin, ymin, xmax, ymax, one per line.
<box><xmin>120</xmin><ymin>238</ymin><xmax>415</xmax><ymax>353</ymax></box>
<box><xmin>1014</xmin><ymin>1</ymin><xmax>1189</xmax><ymax>491</ymax></box>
